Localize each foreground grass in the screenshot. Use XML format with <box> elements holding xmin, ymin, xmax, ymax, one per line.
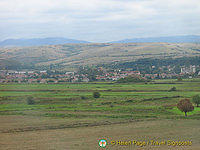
<box><xmin>0</xmin><ymin>119</ymin><xmax>199</xmax><ymax>150</ymax></box>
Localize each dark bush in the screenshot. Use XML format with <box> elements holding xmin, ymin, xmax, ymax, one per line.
<box><xmin>93</xmin><ymin>92</ymin><xmax>101</xmax><ymax>98</ymax></box>
<box><xmin>169</xmin><ymin>87</ymin><xmax>176</xmax><ymax>92</ymax></box>
<box><xmin>27</xmin><ymin>96</ymin><xmax>35</xmax><ymax>105</ymax></box>
<box><xmin>81</xmin><ymin>96</ymin><xmax>87</xmax><ymax>100</ymax></box>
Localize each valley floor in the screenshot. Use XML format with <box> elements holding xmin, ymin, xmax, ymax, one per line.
<box><xmin>0</xmin><ymin>79</ymin><xmax>200</xmax><ymax>149</ymax></box>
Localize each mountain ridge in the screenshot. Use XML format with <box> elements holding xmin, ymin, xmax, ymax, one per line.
<box><xmin>0</xmin><ymin>37</ymin><xmax>90</xmax><ymax>47</ymax></box>
<box><xmin>1</xmin><ymin>35</ymin><xmax>200</xmax><ymax>47</ymax></box>
<box><xmin>110</xmin><ymin>35</ymin><xmax>200</xmax><ymax>43</ymax></box>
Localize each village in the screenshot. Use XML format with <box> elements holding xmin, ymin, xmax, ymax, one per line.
<box><xmin>0</xmin><ymin>65</ymin><xmax>199</xmax><ymax>83</ymax></box>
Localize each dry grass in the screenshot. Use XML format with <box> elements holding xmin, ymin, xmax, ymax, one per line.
<box><xmin>0</xmin><ymin>117</ymin><xmax>199</xmax><ymax>150</ymax></box>
<box><xmin>1</xmin><ymin>43</ymin><xmax>200</xmax><ymax>68</ymax></box>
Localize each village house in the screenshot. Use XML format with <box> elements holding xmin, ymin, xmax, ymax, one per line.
<box><xmin>181</xmin><ymin>65</ymin><xmax>196</xmax><ymax>74</ymax></box>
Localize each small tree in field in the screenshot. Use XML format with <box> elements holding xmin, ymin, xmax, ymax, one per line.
<box><xmin>93</xmin><ymin>92</ymin><xmax>101</xmax><ymax>98</ymax></box>
<box><xmin>192</xmin><ymin>95</ymin><xmax>200</xmax><ymax>107</ymax></box>
<box><xmin>177</xmin><ymin>99</ymin><xmax>194</xmax><ymax>117</ymax></box>
<box><xmin>27</xmin><ymin>96</ymin><xmax>35</xmax><ymax>105</ymax></box>
<box><xmin>169</xmin><ymin>87</ymin><xmax>176</xmax><ymax>92</ymax></box>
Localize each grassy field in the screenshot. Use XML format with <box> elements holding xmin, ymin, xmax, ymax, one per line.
<box><xmin>0</xmin><ymin>78</ymin><xmax>200</xmax><ymax>149</ymax></box>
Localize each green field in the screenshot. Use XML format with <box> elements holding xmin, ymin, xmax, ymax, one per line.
<box><xmin>0</xmin><ymin>78</ymin><xmax>200</xmax><ymax>122</ymax></box>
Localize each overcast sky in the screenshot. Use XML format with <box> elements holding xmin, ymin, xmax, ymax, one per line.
<box><xmin>0</xmin><ymin>0</ymin><xmax>200</xmax><ymax>42</ymax></box>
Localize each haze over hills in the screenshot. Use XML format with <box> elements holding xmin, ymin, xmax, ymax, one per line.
<box><xmin>111</xmin><ymin>35</ymin><xmax>200</xmax><ymax>43</ymax></box>
<box><xmin>1</xmin><ymin>35</ymin><xmax>200</xmax><ymax>47</ymax></box>
<box><xmin>1</xmin><ymin>42</ymin><xmax>200</xmax><ymax>70</ymax></box>
<box><xmin>0</xmin><ymin>37</ymin><xmax>90</xmax><ymax>47</ymax></box>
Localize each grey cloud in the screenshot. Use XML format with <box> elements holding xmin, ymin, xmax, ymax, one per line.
<box><xmin>0</xmin><ymin>0</ymin><xmax>200</xmax><ymax>42</ymax></box>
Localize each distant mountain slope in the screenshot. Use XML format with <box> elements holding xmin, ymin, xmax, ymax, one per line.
<box><xmin>111</xmin><ymin>35</ymin><xmax>200</xmax><ymax>43</ymax></box>
<box><xmin>0</xmin><ymin>37</ymin><xmax>90</xmax><ymax>47</ymax></box>
<box><xmin>1</xmin><ymin>43</ymin><xmax>200</xmax><ymax>70</ymax></box>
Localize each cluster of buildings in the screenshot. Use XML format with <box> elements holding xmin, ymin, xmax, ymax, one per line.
<box><xmin>144</xmin><ymin>73</ymin><xmax>178</xmax><ymax>79</ymax></box>
<box><xmin>0</xmin><ymin>65</ymin><xmax>199</xmax><ymax>83</ymax></box>
<box><xmin>0</xmin><ymin>70</ymin><xmax>71</xmax><ymax>83</ymax></box>
<box><xmin>0</xmin><ymin>70</ymin><xmax>93</xmax><ymax>83</ymax></box>
<box><xmin>96</xmin><ymin>71</ymin><xmax>141</xmax><ymax>81</ymax></box>
<box><xmin>180</xmin><ymin>65</ymin><xmax>196</xmax><ymax>74</ymax></box>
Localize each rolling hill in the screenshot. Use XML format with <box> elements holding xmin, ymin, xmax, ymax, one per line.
<box><xmin>1</xmin><ymin>42</ymin><xmax>200</xmax><ymax>70</ymax></box>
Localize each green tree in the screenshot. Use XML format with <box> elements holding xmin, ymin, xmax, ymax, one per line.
<box><xmin>117</xmin><ymin>76</ymin><xmax>147</xmax><ymax>83</ymax></box>
<box><xmin>192</xmin><ymin>95</ymin><xmax>200</xmax><ymax>107</ymax></box>
<box><xmin>177</xmin><ymin>99</ymin><xmax>194</xmax><ymax>117</ymax></box>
